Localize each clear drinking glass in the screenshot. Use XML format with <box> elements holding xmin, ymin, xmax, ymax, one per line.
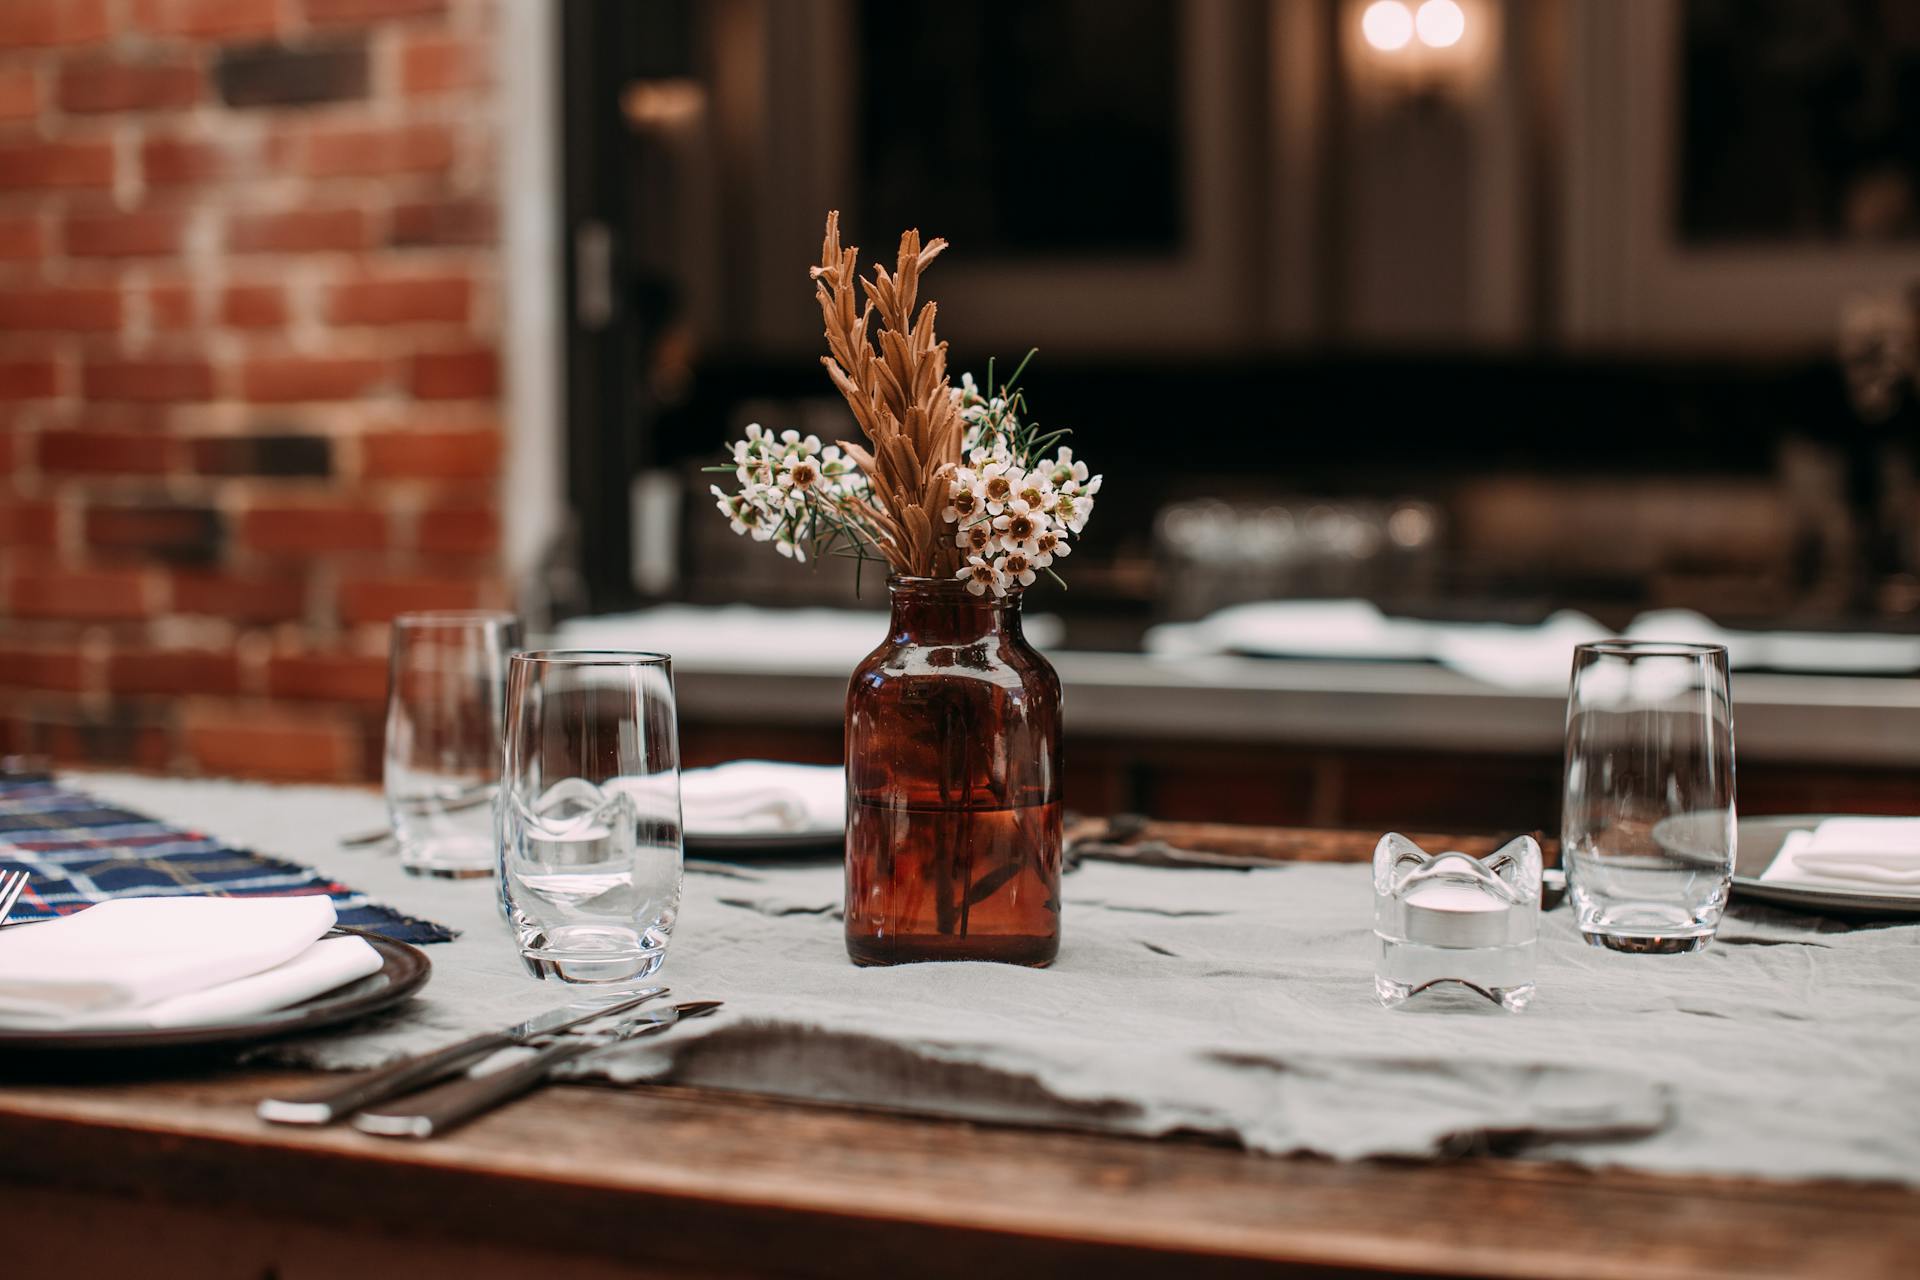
<box><xmin>384</xmin><ymin>610</ymin><xmax>523</xmax><ymax>878</ymax></box>
<box><xmin>498</xmin><ymin>650</ymin><xmax>683</xmax><ymax>988</ymax></box>
<box><xmin>1562</xmin><ymin>641</ymin><xmax>1736</xmax><ymax>953</ymax></box>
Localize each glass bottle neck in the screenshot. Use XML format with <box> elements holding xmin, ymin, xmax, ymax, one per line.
<box><xmin>887</xmin><ymin>578</ymin><xmax>1024</xmax><ymax>645</ymax></box>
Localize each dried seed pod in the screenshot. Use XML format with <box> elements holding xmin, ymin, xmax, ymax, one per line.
<box><xmin>813</xmin><ymin>210</ymin><xmax>962</xmax><ymax>577</ymax></box>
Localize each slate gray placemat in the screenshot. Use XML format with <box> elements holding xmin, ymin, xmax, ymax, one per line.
<box><xmin>83</xmin><ymin>773</ymin><xmax>1920</xmax><ymax>1186</ymax></box>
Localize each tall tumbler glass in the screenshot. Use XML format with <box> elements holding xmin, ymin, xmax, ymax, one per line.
<box><xmin>1562</xmin><ymin>641</ymin><xmax>1736</xmax><ymax>953</ymax></box>
<box><xmin>384</xmin><ymin>611</ymin><xmax>523</xmax><ymax>878</ymax></box>
<box><xmin>499</xmin><ymin>651</ymin><xmax>683</xmax><ymax>988</ymax></box>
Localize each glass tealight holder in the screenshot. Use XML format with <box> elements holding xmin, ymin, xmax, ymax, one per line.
<box><xmin>1373</xmin><ymin>833</ymin><xmax>1541</xmax><ymax>1013</ymax></box>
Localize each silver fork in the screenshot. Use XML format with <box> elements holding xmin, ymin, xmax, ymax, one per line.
<box><xmin>0</xmin><ymin>869</ymin><xmax>29</xmax><ymax>924</ymax></box>
<box><xmin>352</xmin><ymin>1000</ymin><xmax>724</xmax><ymax>1138</ymax></box>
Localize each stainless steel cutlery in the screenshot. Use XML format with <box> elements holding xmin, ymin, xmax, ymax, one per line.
<box><xmin>351</xmin><ymin>1000</ymin><xmax>724</xmax><ymax>1139</ymax></box>
<box><xmin>256</xmin><ymin>986</ymin><xmax>671</xmax><ymax>1125</ymax></box>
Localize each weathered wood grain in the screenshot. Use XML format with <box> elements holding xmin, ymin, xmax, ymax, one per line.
<box><xmin>0</xmin><ymin>1074</ymin><xmax>1912</xmax><ymax>1280</ymax></box>
<box><xmin>0</xmin><ymin>1069</ymin><xmax>1914</xmax><ymax>1279</ymax></box>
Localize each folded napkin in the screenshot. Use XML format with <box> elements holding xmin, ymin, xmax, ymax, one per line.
<box><xmin>1761</xmin><ymin>818</ymin><xmax>1920</xmax><ymax>892</ymax></box>
<box><xmin>1143</xmin><ymin>599</ymin><xmax>1613</xmax><ymax>689</ymax></box>
<box><xmin>1145</xmin><ymin>600</ymin><xmax>1920</xmax><ymax>687</ymax></box>
<box><xmin>1430</xmin><ymin>610</ymin><xmax>1611</xmax><ymax>689</ymax></box>
<box><xmin>680</xmin><ymin>761</ymin><xmax>845</xmax><ymax>836</ymax></box>
<box><xmin>0</xmin><ymin>895</ymin><xmax>379</xmax><ymax>1030</ymax></box>
<box><xmin>1144</xmin><ymin>600</ymin><xmax>1433</xmax><ymax>662</ymax></box>
<box><xmin>1629</xmin><ymin>609</ymin><xmax>1920</xmax><ymax>675</ymax></box>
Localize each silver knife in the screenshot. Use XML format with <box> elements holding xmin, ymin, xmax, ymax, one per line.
<box><xmin>352</xmin><ymin>1000</ymin><xmax>723</xmax><ymax>1139</ymax></box>
<box><xmin>256</xmin><ymin>986</ymin><xmax>669</xmax><ymax>1125</ymax></box>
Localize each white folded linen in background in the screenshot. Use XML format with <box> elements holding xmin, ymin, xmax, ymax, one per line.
<box><xmin>1761</xmin><ymin>818</ymin><xmax>1920</xmax><ymax>892</ymax></box>
<box><xmin>1628</xmin><ymin>610</ymin><xmax>1920</xmax><ymax>676</ymax></box>
<box><xmin>681</xmin><ymin>761</ymin><xmax>845</xmax><ymax>835</ymax></box>
<box><xmin>0</xmin><ymin>895</ymin><xmax>359</xmax><ymax>1029</ymax></box>
<box><xmin>1430</xmin><ymin>611</ymin><xmax>1611</xmax><ymax>689</ymax></box>
<box><xmin>1144</xmin><ymin>600</ymin><xmax>1609</xmax><ymax>689</ymax></box>
<box><xmin>1144</xmin><ymin>600</ymin><xmax>1433</xmax><ymax>663</ymax></box>
<box><xmin>1145</xmin><ymin>600</ymin><xmax>1920</xmax><ymax>690</ymax></box>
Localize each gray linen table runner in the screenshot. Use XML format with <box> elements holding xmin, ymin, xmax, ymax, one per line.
<box><xmin>85</xmin><ymin>774</ymin><xmax>1920</xmax><ymax>1186</ymax></box>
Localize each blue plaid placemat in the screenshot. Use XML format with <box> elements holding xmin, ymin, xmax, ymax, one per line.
<box><xmin>0</xmin><ymin>776</ymin><xmax>456</xmax><ymax>944</ymax></box>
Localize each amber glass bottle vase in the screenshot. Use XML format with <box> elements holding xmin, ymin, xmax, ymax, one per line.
<box><xmin>844</xmin><ymin>576</ymin><xmax>1063</xmax><ymax>966</ymax></box>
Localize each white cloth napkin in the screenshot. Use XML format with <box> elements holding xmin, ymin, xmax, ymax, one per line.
<box><xmin>680</xmin><ymin>761</ymin><xmax>845</xmax><ymax>836</ymax></box>
<box><xmin>70</xmin><ymin>935</ymin><xmax>383</xmax><ymax>1030</ymax></box>
<box><xmin>1761</xmin><ymin>818</ymin><xmax>1920</xmax><ymax>892</ymax></box>
<box><xmin>0</xmin><ymin>895</ymin><xmax>376</xmax><ymax>1030</ymax></box>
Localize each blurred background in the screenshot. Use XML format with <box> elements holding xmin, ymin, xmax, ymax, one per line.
<box><xmin>0</xmin><ymin>0</ymin><xmax>1915</xmax><ymax>827</ymax></box>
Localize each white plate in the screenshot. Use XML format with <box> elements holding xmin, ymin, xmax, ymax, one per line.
<box><xmin>0</xmin><ymin>927</ymin><xmax>431</xmax><ymax>1053</ymax></box>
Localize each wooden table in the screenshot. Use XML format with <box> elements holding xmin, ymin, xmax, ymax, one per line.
<box><xmin>3</xmin><ymin>821</ymin><xmax>1914</xmax><ymax>1279</ymax></box>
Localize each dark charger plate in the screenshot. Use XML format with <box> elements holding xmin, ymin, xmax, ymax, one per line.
<box><xmin>0</xmin><ymin>926</ymin><xmax>431</xmax><ymax>1053</ymax></box>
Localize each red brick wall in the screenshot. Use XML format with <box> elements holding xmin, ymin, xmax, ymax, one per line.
<box><xmin>0</xmin><ymin>0</ymin><xmax>507</xmax><ymax>781</ymax></box>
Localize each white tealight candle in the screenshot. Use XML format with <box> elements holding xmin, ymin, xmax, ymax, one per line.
<box><xmin>1402</xmin><ymin>878</ymin><xmax>1513</xmax><ymax>948</ymax></box>
<box><xmin>1374</xmin><ymin>833</ymin><xmax>1542</xmax><ymax>1011</ymax></box>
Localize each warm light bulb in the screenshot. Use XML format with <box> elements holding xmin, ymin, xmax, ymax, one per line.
<box><xmin>1415</xmin><ymin>0</ymin><xmax>1466</xmax><ymax>49</ymax></box>
<box><xmin>1361</xmin><ymin>0</ymin><xmax>1414</xmax><ymax>52</ymax></box>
